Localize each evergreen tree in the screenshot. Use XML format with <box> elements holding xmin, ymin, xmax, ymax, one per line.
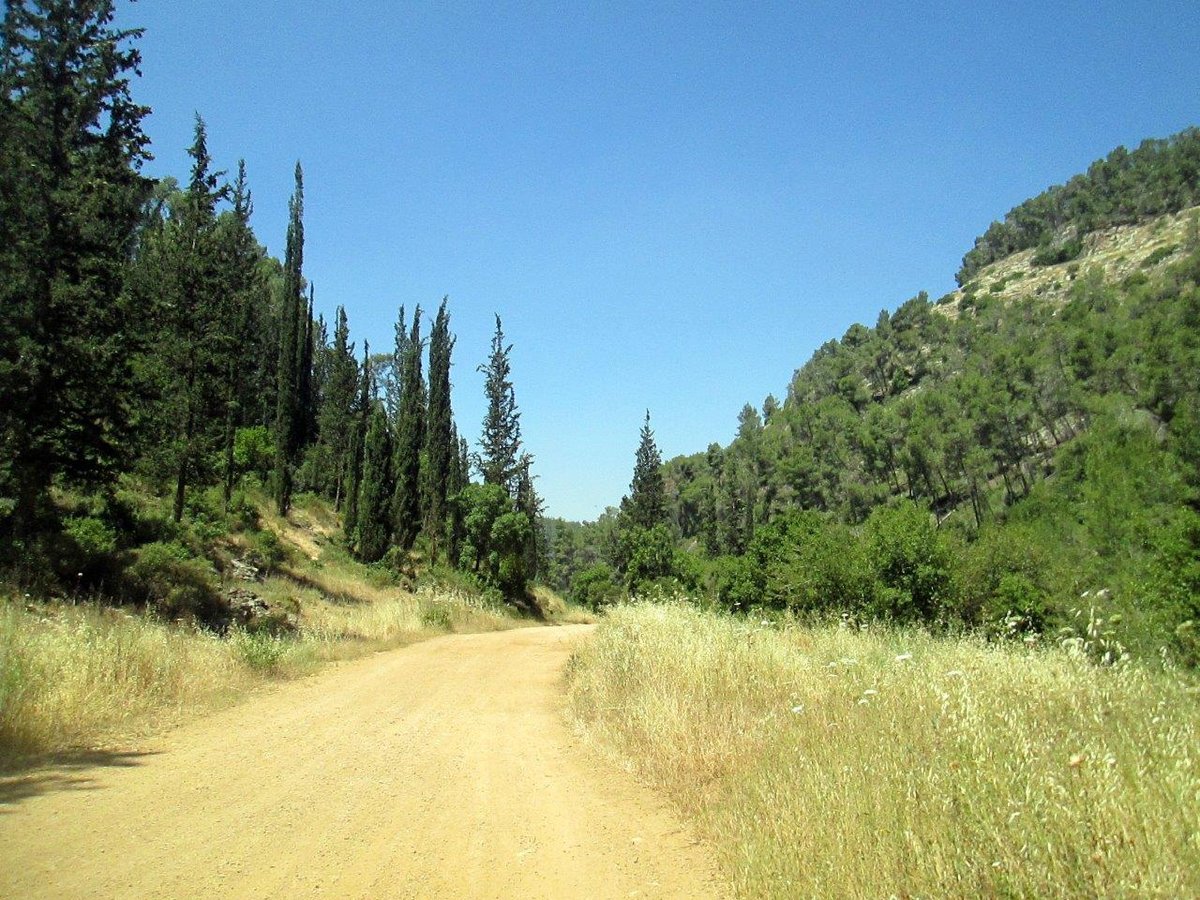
<box><xmin>478</xmin><ymin>315</ymin><xmax>522</xmax><ymax>493</ymax></box>
<box><xmin>392</xmin><ymin>307</ymin><xmax>426</xmax><ymax>550</ymax></box>
<box><xmin>424</xmin><ymin>297</ymin><xmax>456</xmax><ymax>555</ymax></box>
<box><xmin>218</xmin><ymin>160</ymin><xmax>267</xmax><ymax>509</ymax></box>
<box><xmin>354</xmin><ymin>404</ymin><xmax>394</xmax><ymax>563</ymax></box>
<box><xmin>273</xmin><ymin>162</ymin><xmax>306</xmax><ymax>514</ymax></box>
<box><xmin>317</xmin><ymin>307</ymin><xmax>359</xmax><ymax>508</ymax></box>
<box><xmin>622</xmin><ymin>411</ymin><xmax>667</xmax><ymax>529</ymax></box>
<box><xmin>342</xmin><ymin>342</ymin><xmax>370</xmax><ymax>541</ymax></box>
<box><xmin>0</xmin><ymin>0</ymin><xmax>151</xmax><ymax>545</ymax></box>
<box><xmin>165</xmin><ymin>115</ymin><xmax>225</xmax><ymax>522</ymax></box>
<box><xmin>515</xmin><ymin>453</ymin><xmax>547</xmax><ymax>579</ymax></box>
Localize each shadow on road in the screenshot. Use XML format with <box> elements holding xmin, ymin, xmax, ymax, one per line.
<box><xmin>0</xmin><ymin>749</ymin><xmax>159</xmax><ymax>811</ymax></box>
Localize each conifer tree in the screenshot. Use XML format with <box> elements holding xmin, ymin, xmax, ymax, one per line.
<box><xmin>273</xmin><ymin>162</ymin><xmax>306</xmax><ymax>514</ymax></box>
<box><xmin>478</xmin><ymin>315</ymin><xmax>522</xmax><ymax>494</ymax></box>
<box><xmin>424</xmin><ymin>297</ymin><xmax>456</xmax><ymax>554</ymax></box>
<box><xmin>623</xmin><ymin>411</ymin><xmax>667</xmax><ymax>529</ymax></box>
<box><xmin>0</xmin><ymin>0</ymin><xmax>151</xmax><ymax>544</ymax></box>
<box><xmin>219</xmin><ymin>160</ymin><xmax>266</xmax><ymax>509</ymax></box>
<box><xmin>342</xmin><ymin>342</ymin><xmax>370</xmax><ymax>540</ymax></box>
<box><xmin>166</xmin><ymin>115</ymin><xmax>225</xmax><ymax>522</ymax></box>
<box><xmin>392</xmin><ymin>308</ymin><xmax>426</xmax><ymax>550</ymax></box>
<box><xmin>354</xmin><ymin>405</ymin><xmax>394</xmax><ymax>563</ymax></box>
<box><xmin>317</xmin><ymin>307</ymin><xmax>359</xmax><ymax>508</ymax></box>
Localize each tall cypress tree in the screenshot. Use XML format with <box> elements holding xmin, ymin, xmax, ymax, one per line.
<box><xmin>218</xmin><ymin>160</ymin><xmax>266</xmax><ymax>509</ymax></box>
<box><xmin>478</xmin><ymin>315</ymin><xmax>522</xmax><ymax>494</ymax></box>
<box><xmin>393</xmin><ymin>307</ymin><xmax>426</xmax><ymax>550</ymax></box>
<box><xmin>354</xmin><ymin>404</ymin><xmax>394</xmax><ymax>563</ymax></box>
<box><xmin>0</xmin><ymin>0</ymin><xmax>151</xmax><ymax>546</ymax></box>
<box><xmin>273</xmin><ymin>162</ymin><xmax>305</xmax><ymax>514</ymax></box>
<box><xmin>317</xmin><ymin>306</ymin><xmax>359</xmax><ymax>508</ymax></box>
<box><xmin>167</xmin><ymin>115</ymin><xmax>225</xmax><ymax>522</ymax></box>
<box><xmin>342</xmin><ymin>341</ymin><xmax>370</xmax><ymax>541</ymax></box>
<box><xmin>424</xmin><ymin>297</ymin><xmax>456</xmax><ymax>554</ymax></box>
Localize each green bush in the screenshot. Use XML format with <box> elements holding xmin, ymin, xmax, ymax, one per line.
<box><xmin>863</xmin><ymin>501</ymin><xmax>955</xmax><ymax>624</ymax></box>
<box><xmin>1033</xmin><ymin>237</ymin><xmax>1083</xmax><ymax>266</ymax></box>
<box><xmin>124</xmin><ymin>541</ymin><xmax>224</xmax><ymax>624</ymax></box>
<box><xmin>57</xmin><ymin>515</ymin><xmax>119</xmax><ymax>585</ymax></box>
<box><xmin>571</xmin><ymin>563</ymin><xmax>623</xmax><ymax>609</ymax></box>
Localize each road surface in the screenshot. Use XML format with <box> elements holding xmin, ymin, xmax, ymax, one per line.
<box><xmin>0</xmin><ymin>625</ymin><xmax>722</xmax><ymax>898</ymax></box>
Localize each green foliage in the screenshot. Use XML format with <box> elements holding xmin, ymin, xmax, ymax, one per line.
<box><xmin>455</xmin><ymin>483</ymin><xmax>533</xmax><ymax>603</ymax></box>
<box><xmin>571</xmin><ymin>562</ymin><xmax>623</xmax><ymax>609</ymax></box>
<box><xmin>1031</xmin><ymin>237</ymin><xmax>1083</xmax><ymax>266</ymax></box>
<box><xmin>621</xmin><ymin>524</ymin><xmax>676</xmax><ymax>595</ymax></box>
<box><xmin>958</xmin><ymin>127</ymin><xmax>1200</xmax><ymax>283</ymax></box>
<box><xmin>124</xmin><ymin>541</ymin><xmax>223</xmax><ymax>624</ymax></box>
<box><xmin>863</xmin><ymin>501</ymin><xmax>956</xmax><ymax>624</ymax></box>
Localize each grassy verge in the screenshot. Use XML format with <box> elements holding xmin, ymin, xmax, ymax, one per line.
<box><xmin>566</xmin><ymin>602</ymin><xmax>1200</xmax><ymax>897</ymax></box>
<box><xmin>0</xmin><ymin>567</ymin><xmax>526</xmax><ymax>765</ymax></box>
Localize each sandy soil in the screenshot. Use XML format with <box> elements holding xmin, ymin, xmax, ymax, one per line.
<box><xmin>0</xmin><ymin>625</ymin><xmax>722</xmax><ymax>899</ymax></box>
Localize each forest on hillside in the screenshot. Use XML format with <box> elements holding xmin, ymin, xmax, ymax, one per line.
<box><xmin>0</xmin><ymin>2</ymin><xmax>546</xmax><ymax>617</ymax></box>
<box><xmin>548</xmin><ymin>148</ymin><xmax>1200</xmax><ymax>666</ymax></box>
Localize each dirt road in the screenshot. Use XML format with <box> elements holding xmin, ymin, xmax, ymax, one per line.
<box><xmin>0</xmin><ymin>625</ymin><xmax>722</xmax><ymax>898</ymax></box>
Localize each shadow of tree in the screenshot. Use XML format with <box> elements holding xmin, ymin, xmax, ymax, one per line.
<box><xmin>0</xmin><ymin>749</ymin><xmax>158</xmax><ymax>810</ymax></box>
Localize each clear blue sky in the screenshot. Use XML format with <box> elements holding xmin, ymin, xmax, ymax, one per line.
<box><xmin>114</xmin><ymin>0</ymin><xmax>1199</xmax><ymax>521</ymax></box>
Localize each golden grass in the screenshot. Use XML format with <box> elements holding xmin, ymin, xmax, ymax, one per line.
<box><xmin>0</xmin><ymin>562</ymin><xmax>526</xmax><ymax>763</ymax></box>
<box><xmin>0</xmin><ymin>602</ymin><xmax>251</xmax><ymax>760</ymax></box>
<box><xmin>566</xmin><ymin>602</ymin><xmax>1200</xmax><ymax>898</ymax></box>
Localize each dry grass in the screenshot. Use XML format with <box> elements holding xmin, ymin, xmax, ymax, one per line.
<box><xmin>0</xmin><ymin>601</ymin><xmax>251</xmax><ymax>760</ymax></box>
<box><xmin>566</xmin><ymin>602</ymin><xmax>1200</xmax><ymax>898</ymax></box>
<box><xmin>0</xmin><ymin>554</ymin><xmax>527</xmax><ymax>764</ymax></box>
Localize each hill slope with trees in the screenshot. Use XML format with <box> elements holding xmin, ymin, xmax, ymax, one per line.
<box><xmin>550</xmin><ymin>133</ymin><xmax>1200</xmax><ymax>666</ymax></box>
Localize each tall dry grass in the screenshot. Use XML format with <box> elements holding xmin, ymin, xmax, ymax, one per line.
<box><xmin>1</xmin><ymin>571</ymin><xmax>524</xmax><ymax>763</ymax></box>
<box><xmin>566</xmin><ymin>602</ymin><xmax>1200</xmax><ymax>898</ymax></box>
<box><xmin>0</xmin><ymin>602</ymin><xmax>250</xmax><ymax>759</ymax></box>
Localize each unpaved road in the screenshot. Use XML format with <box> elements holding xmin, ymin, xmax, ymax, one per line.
<box><xmin>0</xmin><ymin>625</ymin><xmax>722</xmax><ymax>898</ymax></box>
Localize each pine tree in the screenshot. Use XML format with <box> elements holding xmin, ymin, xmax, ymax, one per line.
<box><xmin>623</xmin><ymin>411</ymin><xmax>667</xmax><ymax>529</ymax></box>
<box><xmin>392</xmin><ymin>308</ymin><xmax>426</xmax><ymax>550</ymax></box>
<box><xmin>354</xmin><ymin>404</ymin><xmax>394</xmax><ymax>563</ymax></box>
<box><xmin>424</xmin><ymin>297</ymin><xmax>456</xmax><ymax>555</ymax></box>
<box><xmin>478</xmin><ymin>315</ymin><xmax>522</xmax><ymax>494</ymax></box>
<box><xmin>0</xmin><ymin>0</ymin><xmax>151</xmax><ymax>545</ymax></box>
<box><xmin>273</xmin><ymin>162</ymin><xmax>306</xmax><ymax>514</ymax></box>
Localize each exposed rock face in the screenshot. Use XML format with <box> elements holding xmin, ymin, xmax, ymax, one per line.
<box><xmin>230</xmin><ymin>558</ymin><xmax>262</xmax><ymax>582</ymax></box>
<box><xmin>224</xmin><ymin>587</ymin><xmax>298</xmax><ymax>635</ymax></box>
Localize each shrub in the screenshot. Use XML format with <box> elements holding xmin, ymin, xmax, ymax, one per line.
<box><xmin>1033</xmin><ymin>237</ymin><xmax>1083</xmax><ymax>266</ymax></box>
<box><xmin>123</xmin><ymin>541</ymin><xmax>224</xmax><ymax>625</ymax></box>
<box><xmin>863</xmin><ymin>500</ymin><xmax>956</xmax><ymax>624</ymax></box>
<box><xmin>571</xmin><ymin>563</ymin><xmax>623</xmax><ymax>609</ymax></box>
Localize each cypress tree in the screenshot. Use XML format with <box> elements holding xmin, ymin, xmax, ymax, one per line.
<box><xmin>0</xmin><ymin>0</ymin><xmax>151</xmax><ymax>545</ymax></box>
<box><xmin>342</xmin><ymin>342</ymin><xmax>370</xmax><ymax>541</ymax></box>
<box><xmin>167</xmin><ymin>115</ymin><xmax>225</xmax><ymax>523</ymax></box>
<box><xmin>354</xmin><ymin>405</ymin><xmax>394</xmax><ymax>563</ymax></box>
<box><xmin>273</xmin><ymin>162</ymin><xmax>305</xmax><ymax>514</ymax></box>
<box><xmin>424</xmin><ymin>297</ymin><xmax>456</xmax><ymax>554</ymax></box>
<box><xmin>478</xmin><ymin>315</ymin><xmax>522</xmax><ymax>494</ymax></box>
<box><xmin>318</xmin><ymin>306</ymin><xmax>358</xmax><ymax>508</ymax></box>
<box><xmin>392</xmin><ymin>307</ymin><xmax>425</xmax><ymax>551</ymax></box>
<box><xmin>219</xmin><ymin>160</ymin><xmax>265</xmax><ymax>509</ymax></box>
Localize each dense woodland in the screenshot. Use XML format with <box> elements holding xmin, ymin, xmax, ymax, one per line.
<box><xmin>0</xmin><ymin>2</ymin><xmax>544</xmax><ymax>614</ymax></box>
<box><xmin>2</xmin><ymin>2</ymin><xmax>1198</xmax><ymax>666</ymax></box>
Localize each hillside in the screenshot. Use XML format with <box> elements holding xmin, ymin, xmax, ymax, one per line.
<box><xmin>549</xmin><ymin>136</ymin><xmax>1200</xmax><ymax>666</ymax></box>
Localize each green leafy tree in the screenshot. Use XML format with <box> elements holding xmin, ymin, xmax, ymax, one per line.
<box><xmin>0</xmin><ymin>0</ymin><xmax>151</xmax><ymax>546</ymax></box>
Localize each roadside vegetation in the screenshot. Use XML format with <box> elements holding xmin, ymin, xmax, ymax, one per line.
<box><xmin>567</xmin><ymin>602</ymin><xmax>1200</xmax><ymax>898</ymax></box>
